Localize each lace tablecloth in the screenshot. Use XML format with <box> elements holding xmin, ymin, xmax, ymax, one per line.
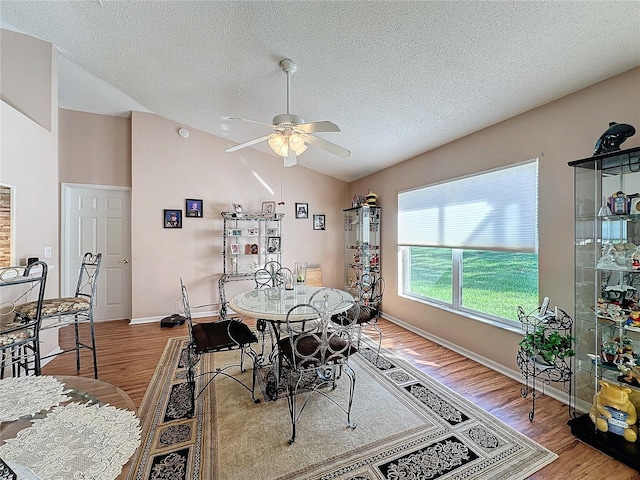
<box><xmin>0</xmin><ymin>402</ymin><xmax>141</xmax><ymax>480</ymax></box>
<box><xmin>0</xmin><ymin>376</ymin><xmax>71</xmax><ymax>422</ymax></box>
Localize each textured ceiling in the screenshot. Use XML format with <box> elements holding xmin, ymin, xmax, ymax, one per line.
<box><xmin>1</xmin><ymin>1</ymin><xmax>639</xmax><ymax>182</ymax></box>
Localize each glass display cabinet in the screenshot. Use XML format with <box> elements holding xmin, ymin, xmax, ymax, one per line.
<box><xmin>218</xmin><ymin>211</ymin><xmax>284</xmax><ymax>317</ymax></box>
<box><xmin>568</xmin><ymin>146</ymin><xmax>640</xmax><ymax>471</ymax></box>
<box><xmin>343</xmin><ymin>205</ymin><xmax>381</xmax><ymax>297</ymax></box>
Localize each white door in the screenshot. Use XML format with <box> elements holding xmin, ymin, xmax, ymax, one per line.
<box><xmin>63</xmin><ymin>184</ymin><xmax>131</xmax><ymax>321</ymax></box>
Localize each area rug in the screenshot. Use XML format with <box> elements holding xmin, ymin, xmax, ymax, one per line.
<box><xmin>127</xmin><ymin>336</ymin><xmax>557</xmax><ymax>480</ymax></box>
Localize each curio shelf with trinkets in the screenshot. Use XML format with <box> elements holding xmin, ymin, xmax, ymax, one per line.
<box><xmin>568</xmin><ymin>146</ymin><xmax>640</xmax><ymax>471</ymax></box>
<box><xmin>343</xmin><ymin>205</ymin><xmax>380</xmax><ymax>298</ymax></box>
<box><xmin>218</xmin><ymin>210</ymin><xmax>284</xmax><ymax>318</ymax></box>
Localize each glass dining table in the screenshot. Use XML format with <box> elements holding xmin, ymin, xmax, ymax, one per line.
<box><xmin>230</xmin><ymin>285</ymin><xmax>353</xmax><ymax>322</ymax></box>
<box><xmin>229</xmin><ymin>285</ymin><xmax>354</xmax><ymax>399</ymax></box>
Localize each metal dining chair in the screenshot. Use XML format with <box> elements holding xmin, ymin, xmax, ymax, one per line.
<box><xmin>254</xmin><ymin>260</ymin><xmax>291</xmax><ymax>289</ymax></box>
<box><xmin>180</xmin><ymin>278</ymin><xmax>260</xmax><ymax>417</ymax></box>
<box><xmin>333</xmin><ymin>273</ymin><xmax>385</xmax><ymax>360</ymax></box>
<box><xmin>277</xmin><ymin>288</ymin><xmax>360</xmax><ymax>444</ymax></box>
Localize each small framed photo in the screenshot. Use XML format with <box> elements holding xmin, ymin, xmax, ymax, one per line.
<box><xmin>262</xmin><ymin>201</ymin><xmax>276</xmax><ymax>217</ymax></box>
<box><xmin>631</xmin><ymin>198</ymin><xmax>640</xmax><ymax>215</ymax></box>
<box><xmin>228</xmin><ymin>229</ymin><xmax>242</xmax><ymax>236</ymax></box>
<box><xmin>232</xmin><ymin>203</ymin><xmax>244</xmax><ymax>216</ymax></box>
<box><xmin>230</xmin><ymin>244</ymin><xmax>239</xmax><ymax>255</ymax></box>
<box><xmin>267</xmin><ymin>236</ymin><xmax>281</xmax><ymax>253</ymax></box>
<box><xmin>266</xmin><ymin>228</ymin><xmax>278</xmax><ymax>236</ymax></box>
<box><xmin>186</xmin><ymin>199</ymin><xmax>203</xmax><ymax>218</ymax></box>
<box><xmin>164</xmin><ymin>209</ymin><xmax>182</xmax><ymax>228</ymax></box>
<box><xmin>295</xmin><ymin>202</ymin><xmax>308</xmax><ymax>219</ymax></box>
<box><xmin>313</xmin><ymin>214</ymin><xmax>326</xmax><ymax>231</ymax></box>
<box><xmin>247</xmin><ymin>227</ymin><xmax>259</xmax><ymax>236</ymax></box>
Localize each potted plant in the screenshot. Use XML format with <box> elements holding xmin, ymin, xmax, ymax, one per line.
<box><xmin>519</xmin><ymin>325</ymin><xmax>575</xmax><ymax>366</ymax></box>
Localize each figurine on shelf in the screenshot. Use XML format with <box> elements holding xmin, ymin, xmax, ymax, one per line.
<box><xmin>608</xmin><ymin>191</ymin><xmax>630</xmax><ymax>215</ymax></box>
<box><xmin>365</xmin><ymin>189</ymin><xmax>378</xmax><ymax>206</ymax></box>
<box><xmin>589</xmin><ymin>380</ymin><xmax>637</xmax><ymax>442</ymax></box>
<box><xmin>626</xmin><ymin>310</ymin><xmax>640</xmax><ymax>329</ymax></box>
<box><xmin>593</xmin><ymin>122</ymin><xmax>636</xmax><ymax>156</ymax></box>
<box><xmin>601</xmin><ymin>338</ymin><xmax>623</xmax><ymax>366</ymax></box>
<box><xmin>597</xmin><ymin>243</ymin><xmax>617</xmax><ymax>269</ymax></box>
<box><xmin>618</xmin><ymin>364</ymin><xmax>640</xmax><ymax>388</ymax></box>
<box><xmin>631</xmin><ymin>247</ymin><xmax>640</xmax><ymax>270</ymax></box>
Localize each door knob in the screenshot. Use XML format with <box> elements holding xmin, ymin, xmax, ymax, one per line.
<box><xmin>121</xmin><ymin>259</ymin><xmax>129</xmax><ymax>264</ymax></box>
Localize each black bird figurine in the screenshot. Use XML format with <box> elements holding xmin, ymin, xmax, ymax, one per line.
<box><xmin>593</xmin><ymin>122</ymin><xmax>636</xmax><ymax>155</ymax></box>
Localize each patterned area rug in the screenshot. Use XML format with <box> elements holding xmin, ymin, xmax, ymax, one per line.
<box><xmin>127</xmin><ymin>336</ymin><xmax>557</xmax><ymax>480</ymax></box>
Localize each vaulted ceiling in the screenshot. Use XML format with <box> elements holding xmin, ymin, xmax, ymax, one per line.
<box><xmin>2</xmin><ymin>1</ymin><xmax>639</xmax><ymax>181</ymax></box>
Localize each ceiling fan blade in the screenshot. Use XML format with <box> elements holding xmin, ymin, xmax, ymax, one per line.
<box><xmin>283</xmin><ymin>152</ymin><xmax>297</xmax><ymax>167</ymax></box>
<box><xmin>225</xmin><ymin>117</ymin><xmax>276</xmax><ymax>129</ymax></box>
<box><xmin>305</xmin><ymin>134</ymin><xmax>351</xmax><ymax>158</ymax></box>
<box><xmin>297</xmin><ymin>121</ymin><xmax>341</xmax><ymax>133</ymax></box>
<box><xmin>225</xmin><ymin>134</ymin><xmax>272</xmax><ymax>153</ymax></box>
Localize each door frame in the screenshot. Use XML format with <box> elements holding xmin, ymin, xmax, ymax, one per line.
<box><xmin>61</xmin><ymin>182</ymin><xmax>132</xmax><ymax>311</ymax></box>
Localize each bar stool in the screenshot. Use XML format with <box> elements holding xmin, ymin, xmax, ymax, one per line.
<box><xmin>15</xmin><ymin>253</ymin><xmax>102</xmax><ymax>378</ymax></box>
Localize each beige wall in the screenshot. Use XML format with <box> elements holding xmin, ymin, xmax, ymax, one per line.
<box><xmin>130</xmin><ymin>112</ymin><xmax>349</xmax><ymax>321</ymax></box>
<box><xmin>59</xmin><ymin>109</ymin><xmax>131</xmax><ymax>186</ymax></box>
<box><xmin>350</xmin><ymin>67</ymin><xmax>640</xmax><ymax>381</ymax></box>
<box><xmin>0</xmin><ymin>30</ymin><xmax>60</xmax><ymax>356</ymax></box>
<box><xmin>0</xmin><ymin>29</ymin><xmax>52</xmax><ymax>131</ymax></box>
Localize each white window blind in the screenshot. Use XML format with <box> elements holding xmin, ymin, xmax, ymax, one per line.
<box><xmin>398</xmin><ymin>160</ymin><xmax>538</xmax><ymax>253</ymax></box>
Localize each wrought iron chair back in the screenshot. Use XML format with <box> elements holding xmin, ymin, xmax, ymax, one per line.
<box><xmin>15</xmin><ymin>252</ymin><xmax>102</xmax><ymax>378</ymax></box>
<box><xmin>352</xmin><ymin>273</ymin><xmax>385</xmax><ymax>359</ymax></box>
<box><xmin>278</xmin><ymin>287</ymin><xmax>360</xmax><ymax>443</ymax></box>
<box><xmin>180</xmin><ymin>278</ymin><xmax>260</xmax><ymax>417</ymax></box>
<box><xmin>0</xmin><ymin>261</ymin><xmax>48</xmax><ymax>378</ymax></box>
<box><xmin>254</xmin><ymin>260</ymin><xmax>290</xmax><ymax>289</ymax></box>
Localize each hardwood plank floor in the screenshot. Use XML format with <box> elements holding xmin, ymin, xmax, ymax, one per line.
<box><xmin>42</xmin><ymin>317</ymin><xmax>639</xmax><ymax>479</ymax></box>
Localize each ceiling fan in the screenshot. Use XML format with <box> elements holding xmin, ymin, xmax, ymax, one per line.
<box><xmin>224</xmin><ymin>58</ymin><xmax>350</xmax><ymax>167</ymax></box>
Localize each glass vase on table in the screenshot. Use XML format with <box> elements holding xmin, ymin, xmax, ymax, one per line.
<box><xmin>294</xmin><ymin>262</ymin><xmax>307</xmax><ymax>294</ymax></box>
<box><xmin>283</xmin><ymin>271</ymin><xmax>295</xmax><ymax>299</ymax></box>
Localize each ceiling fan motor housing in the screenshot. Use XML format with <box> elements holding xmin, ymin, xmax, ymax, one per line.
<box><xmin>273</xmin><ymin>113</ymin><xmax>304</xmax><ymax>127</ymax></box>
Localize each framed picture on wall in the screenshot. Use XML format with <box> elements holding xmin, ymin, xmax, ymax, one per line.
<box><xmin>186</xmin><ymin>199</ymin><xmax>203</xmax><ymax>218</ymax></box>
<box><xmin>313</xmin><ymin>214</ymin><xmax>326</xmax><ymax>230</ymax></box>
<box><xmin>164</xmin><ymin>209</ymin><xmax>182</xmax><ymax>228</ymax></box>
<box><xmin>295</xmin><ymin>203</ymin><xmax>308</xmax><ymax>219</ymax></box>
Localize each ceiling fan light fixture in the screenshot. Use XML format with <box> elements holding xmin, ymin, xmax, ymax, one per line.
<box><xmin>289</xmin><ymin>134</ymin><xmax>307</xmax><ymax>155</ymax></box>
<box><xmin>268</xmin><ymin>134</ymin><xmax>289</xmax><ymax>157</ymax></box>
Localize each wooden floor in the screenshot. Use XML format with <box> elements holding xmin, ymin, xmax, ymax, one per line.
<box><xmin>43</xmin><ymin>317</ymin><xmax>639</xmax><ymax>479</ymax></box>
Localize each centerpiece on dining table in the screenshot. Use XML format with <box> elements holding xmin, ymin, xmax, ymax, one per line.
<box><xmin>294</xmin><ymin>262</ymin><xmax>307</xmax><ymax>294</ymax></box>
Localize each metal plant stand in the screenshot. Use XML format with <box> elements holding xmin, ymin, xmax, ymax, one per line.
<box><xmin>516</xmin><ymin>303</ymin><xmax>574</xmax><ymax>421</ymax></box>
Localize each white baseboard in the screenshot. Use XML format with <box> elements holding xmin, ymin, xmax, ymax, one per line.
<box><xmin>381</xmin><ymin>312</ymin><xmax>579</xmax><ymax>411</ymax></box>
<box><xmin>129</xmin><ymin>309</ymin><xmax>219</xmax><ymax>325</ymax></box>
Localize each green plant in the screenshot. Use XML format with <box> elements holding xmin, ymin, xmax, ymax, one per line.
<box><xmin>519</xmin><ymin>326</ymin><xmax>575</xmax><ymax>365</ymax></box>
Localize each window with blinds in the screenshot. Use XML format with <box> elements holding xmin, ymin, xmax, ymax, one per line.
<box><xmin>398</xmin><ymin>160</ymin><xmax>539</xmax><ymax>326</ymax></box>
